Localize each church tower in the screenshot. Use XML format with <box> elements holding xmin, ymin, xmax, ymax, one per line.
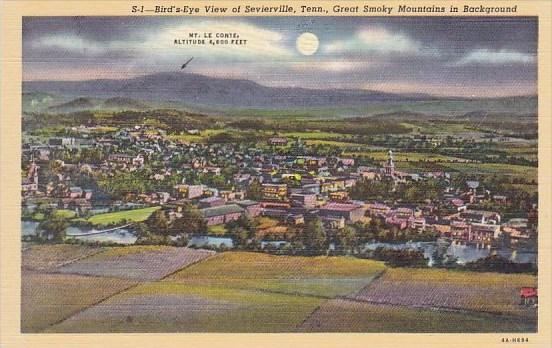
<box><xmin>384</xmin><ymin>149</ymin><xmax>395</xmax><ymax>176</ymax></box>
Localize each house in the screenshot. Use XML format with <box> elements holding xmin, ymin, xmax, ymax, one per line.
<box><xmin>174</xmin><ymin>184</ymin><xmax>204</xmax><ymax>199</ymax></box>
<box><xmin>286</xmin><ymin>214</ymin><xmax>305</xmax><ymax>225</ymax></box>
<box><xmin>201</xmin><ymin>204</ymin><xmax>244</xmax><ymax>226</ymax></box>
<box><xmin>329</xmin><ymin>191</ymin><xmax>348</xmax><ymax>202</ymax></box>
<box><xmin>290</xmin><ymin>193</ymin><xmax>317</xmax><ymax>208</ymax></box>
<box><xmin>199</xmin><ymin>196</ymin><xmax>225</xmax><ymax>209</ymax></box>
<box><xmin>21</xmin><ymin>162</ymin><xmax>39</xmax><ymax>194</ymax></box>
<box><xmin>69</xmin><ymin>187</ymin><xmax>83</xmax><ymax>199</ymax></box>
<box><xmin>470</xmin><ymin>223</ymin><xmax>501</xmax><ymax>244</ymax></box>
<box><xmin>267</xmin><ymin>137</ymin><xmax>288</xmax><ymax>146</ymax></box>
<box><xmin>319</xmin><ymin>202</ymin><xmax>365</xmax><ymax>223</ymax></box>
<box><xmin>367</xmin><ymin>203</ymin><xmax>391</xmax><ymax>217</ymax></box>
<box><xmin>262</xmin><ymin>183</ymin><xmax>288</xmax><ymax>201</ymax></box>
<box><xmin>409</xmin><ymin>216</ymin><xmax>426</xmax><ymax>231</ymax></box>
<box><xmin>301</xmin><ymin>183</ymin><xmax>321</xmax><ymax>195</ymax></box>
<box><xmin>235</xmin><ymin>200</ymin><xmax>263</xmax><ymax>217</ymax></box>
<box><xmin>459</xmin><ymin>210</ymin><xmax>501</xmax><ymax>224</ymax></box>
<box><xmin>426</xmin><ymin>217</ymin><xmax>451</xmax><ymax>236</ymax></box>
<box><xmin>339</xmin><ymin>158</ymin><xmax>355</xmax><ymax>166</ymax></box>
<box><xmin>321</xmin><ymin>178</ymin><xmax>346</xmax><ymax>193</ymax></box>
<box><xmin>520</xmin><ymin>287</ymin><xmax>538</xmax><ymax>306</ymax></box>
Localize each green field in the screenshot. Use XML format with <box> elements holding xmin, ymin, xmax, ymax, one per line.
<box><xmin>168</xmin><ymin>252</ymin><xmax>386</xmax><ymax>298</ymax></box>
<box><xmin>281</xmin><ymin>131</ymin><xmax>349</xmax><ymax>140</ymax></box>
<box><xmin>86</xmin><ymin>206</ymin><xmax>160</xmax><ymax>225</ymax></box>
<box><xmin>345</xmin><ymin>150</ymin><xmax>470</xmax><ymax>163</ymax></box>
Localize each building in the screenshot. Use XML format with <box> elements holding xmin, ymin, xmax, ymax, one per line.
<box><xmin>319</xmin><ymin>202</ymin><xmax>365</xmax><ymax>223</ymax></box>
<box><xmin>201</xmin><ymin>204</ymin><xmax>244</xmax><ymax>226</ymax></box>
<box><xmin>199</xmin><ymin>196</ymin><xmax>225</xmax><ymax>209</ymax></box>
<box><xmin>367</xmin><ymin>203</ymin><xmax>391</xmax><ymax>217</ymax></box>
<box><xmin>459</xmin><ymin>210</ymin><xmax>501</xmax><ymax>224</ymax></box>
<box><xmin>174</xmin><ymin>184</ymin><xmax>204</xmax><ymax>199</ymax></box>
<box><xmin>290</xmin><ymin>193</ymin><xmax>317</xmax><ymax>208</ymax></box>
<box><xmin>267</xmin><ymin>137</ymin><xmax>288</xmax><ymax>146</ymax></box>
<box><xmin>22</xmin><ymin>161</ymin><xmax>39</xmax><ymax>194</ymax></box>
<box><xmin>235</xmin><ymin>200</ymin><xmax>263</xmax><ymax>218</ymax></box>
<box><xmin>262</xmin><ymin>183</ymin><xmax>288</xmax><ymax>201</ymax></box>
<box><xmin>470</xmin><ymin>223</ymin><xmax>501</xmax><ymax>244</ymax></box>
<box><xmin>329</xmin><ymin>191</ymin><xmax>348</xmax><ymax>202</ymax></box>
<box><xmin>383</xmin><ymin>150</ymin><xmax>395</xmax><ymax>176</ymax></box>
<box><xmin>520</xmin><ymin>287</ymin><xmax>538</xmax><ymax>306</ymax></box>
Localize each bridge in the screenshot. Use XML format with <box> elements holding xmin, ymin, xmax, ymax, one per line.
<box><xmin>66</xmin><ymin>223</ymin><xmax>134</xmax><ymax>237</ymax></box>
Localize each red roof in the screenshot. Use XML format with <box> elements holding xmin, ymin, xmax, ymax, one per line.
<box><xmin>322</xmin><ymin>202</ymin><xmax>362</xmax><ymax>212</ymax></box>
<box><xmin>520</xmin><ymin>287</ymin><xmax>537</xmax><ymax>298</ymax></box>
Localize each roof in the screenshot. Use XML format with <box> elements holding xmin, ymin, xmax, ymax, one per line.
<box><xmin>520</xmin><ymin>287</ymin><xmax>537</xmax><ymax>298</ymax></box>
<box><xmin>235</xmin><ymin>200</ymin><xmax>260</xmax><ymax>207</ymax></box>
<box><xmin>201</xmin><ymin>204</ymin><xmax>244</xmax><ymax>218</ymax></box>
<box><xmin>321</xmin><ymin>202</ymin><xmax>362</xmax><ymax>212</ymax></box>
<box><xmin>199</xmin><ymin>196</ymin><xmax>224</xmax><ymax>203</ymax></box>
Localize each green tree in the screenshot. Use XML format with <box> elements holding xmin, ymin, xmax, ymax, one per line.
<box><xmin>146</xmin><ymin>209</ymin><xmax>170</xmax><ymax>235</ymax></box>
<box><xmin>336</xmin><ymin>226</ymin><xmax>357</xmax><ymax>254</ymax></box>
<box><xmin>302</xmin><ymin>218</ymin><xmax>327</xmax><ymax>255</ymax></box>
<box><xmin>37</xmin><ymin>212</ymin><xmax>68</xmax><ymax>242</ymax></box>
<box><xmin>170</xmin><ymin>204</ymin><xmax>207</xmax><ymax>236</ymax></box>
<box><xmin>246</xmin><ymin>179</ymin><xmax>263</xmax><ymax>201</ymax></box>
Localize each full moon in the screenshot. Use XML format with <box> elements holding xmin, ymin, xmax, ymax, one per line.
<box><xmin>296</xmin><ymin>32</ymin><xmax>319</xmax><ymax>56</ymax></box>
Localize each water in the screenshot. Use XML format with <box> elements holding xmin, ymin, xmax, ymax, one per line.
<box><xmin>22</xmin><ymin>220</ymin><xmax>39</xmax><ymax>236</ymax></box>
<box><xmin>363</xmin><ymin>238</ymin><xmax>537</xmax><ymax>266</ymax></box>
<box><xmin>188</xmin><ymin>235</ymin><xmax>234</xmax><ymax>249</ymax></box>
<box><xmin>21</xmin><ymin>220</ymin><xmax>136</xmax><ymax>245</ymax></box>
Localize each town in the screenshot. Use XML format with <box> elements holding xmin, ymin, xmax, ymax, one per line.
<box><xmin>21</xmin><ymin>121</ymin><xmax>538</xmax><ymax>268</ymax></box>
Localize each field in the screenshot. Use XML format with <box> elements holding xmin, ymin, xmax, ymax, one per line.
<box><xmin>167</xmin><ymin>252</ymin><xmax>386</xmax><ymax>298</ymax></box>
<box><xmin>22</xmin><ymin>244</ymin><xmax>105</xmax><ymax>271</ymax></box>
<box><xmin>86</xmin><ymin>206</ymin><xmax>160</xmax><ymax>225</ymax></box>
<box><xmin>298</xmin><ymin>299</ymin><xmax>536</xmax><ymax>332</ymax></box>
<box><xmin>344</xmin><ymin>150</ymin><xmax>470</xmax><ymax>163</ymax></box>
<box><xmin>352</xmin><ymin>268</ymin><xmax>537</xmax><ymax>318</ymax></box>
<box><xmin>22</xmin><ymin>271</ymin><xmax>136</xmax><ymax>332</ymax></box>
<box><xmin>22</xmin><ymin>248</ymin><xmax>537</xmax><ymax>333</ymax></box>
<box><xmin>45</xmin><ymin>282</ymin><xmax>322</xmax><ymax>332</ymax></box>
<box><xmin>55</xmin><ymin>245</ymin><xmax>214</xmax><ymax>281</ymax></box>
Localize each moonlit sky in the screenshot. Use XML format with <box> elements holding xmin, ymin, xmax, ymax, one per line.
<box><xmin>23</xmin><ymin>16</ymin><xmax>537</xmax><ymax>97</ymax></box>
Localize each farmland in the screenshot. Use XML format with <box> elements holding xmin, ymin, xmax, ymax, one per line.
<box><xmin>298</xmin><ymin>299</ymin><xmax>536</xmax><ymax>332</ymax></box>
<box><xmin>167</xmin><ymin>252</ymin><xmax>386</xmax><ymax>298</ymax></box>
<box><xmin>22</xmin><ymin>247</ymin><xmax>537</xmax><ymax>333</ymax></box>
<box><xmin>22</xmin><ymin>271</ymin><xmax>137</xmax><ymax>333</ymax></box>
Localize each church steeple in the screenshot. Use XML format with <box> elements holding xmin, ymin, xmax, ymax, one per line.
<box><xmin>384</xmin><ymin>149</ymin><xmax>395</xmax><ymax>176</ymax></box>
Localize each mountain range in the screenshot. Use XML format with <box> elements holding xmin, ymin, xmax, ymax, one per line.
<box><xmin>23</xmin><ymin>72</ymin><xmax>440</xmax><ymax>109</ymax></box>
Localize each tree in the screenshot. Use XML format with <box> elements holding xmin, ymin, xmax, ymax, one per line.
<box><xmin>170</xmin><ymin>204</ymin><xmax>207</xmax><ymax>236</ymax></box>
<box><xmin>336</xmin><ymin>226</ymin><xmax>357</xmax><ymax>254</ymax></box>
<box><xmin>146</xmin><ymin>209</ymin><xmax>170</xmax><ymax>235</ymax></box>
<box><xmin>246</xmin><ymin>179</ymin><xmax>263</xmax><ymax>200</ymax></box>
<box><xmin>302</xmin><ymin>218</ymin><xmax>327</xmax><ymax>255</ymax></box>
<box><xmin>38</xmin><ymin>212</ymin><xmax>68</xmax><ymax>242</ymax></box>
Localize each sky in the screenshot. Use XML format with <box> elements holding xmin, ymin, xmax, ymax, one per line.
<box><xmin>23</xmin><ymin>16</ymin><xmax>537</xmax><ymax>97</ymax></box>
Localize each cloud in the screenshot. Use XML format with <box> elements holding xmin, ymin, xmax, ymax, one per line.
<box><xmin>324</xmin><ymin>28</ymin><xmax>423</xmax><ymax>55</ymax></box>
<box><xmin>454</xmin><ymin>49</ymin><xmax>535</xmax><ymax>66</ymax></box>
<box><xmin>33</xmin><ymin>35</ymin><xmax>110</xmax><ymax>55</ymax></box>
<box><xmin>364</xmin><ymin>81</ymin><xmax>536</xmax><ymax>98</ymax></box>
<box><xmin>290</xmin><ymin>61</ymin><xmax>363</xmax><ymax>72</ymax></box>
<box><xmin>32</xmin><ymin>20</ymin><xmax>294</xmax><ymax>62</ymax></box>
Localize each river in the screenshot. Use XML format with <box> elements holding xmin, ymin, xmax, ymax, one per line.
<box><xmin>362</xmin><ymin>239</ymin><xmax>537</xmax><ymax>265</ymax></box>
<box><xmin>22</xmin><ymin>221</ymin><xmax>137</xmax><ymax>245</ymax></box>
